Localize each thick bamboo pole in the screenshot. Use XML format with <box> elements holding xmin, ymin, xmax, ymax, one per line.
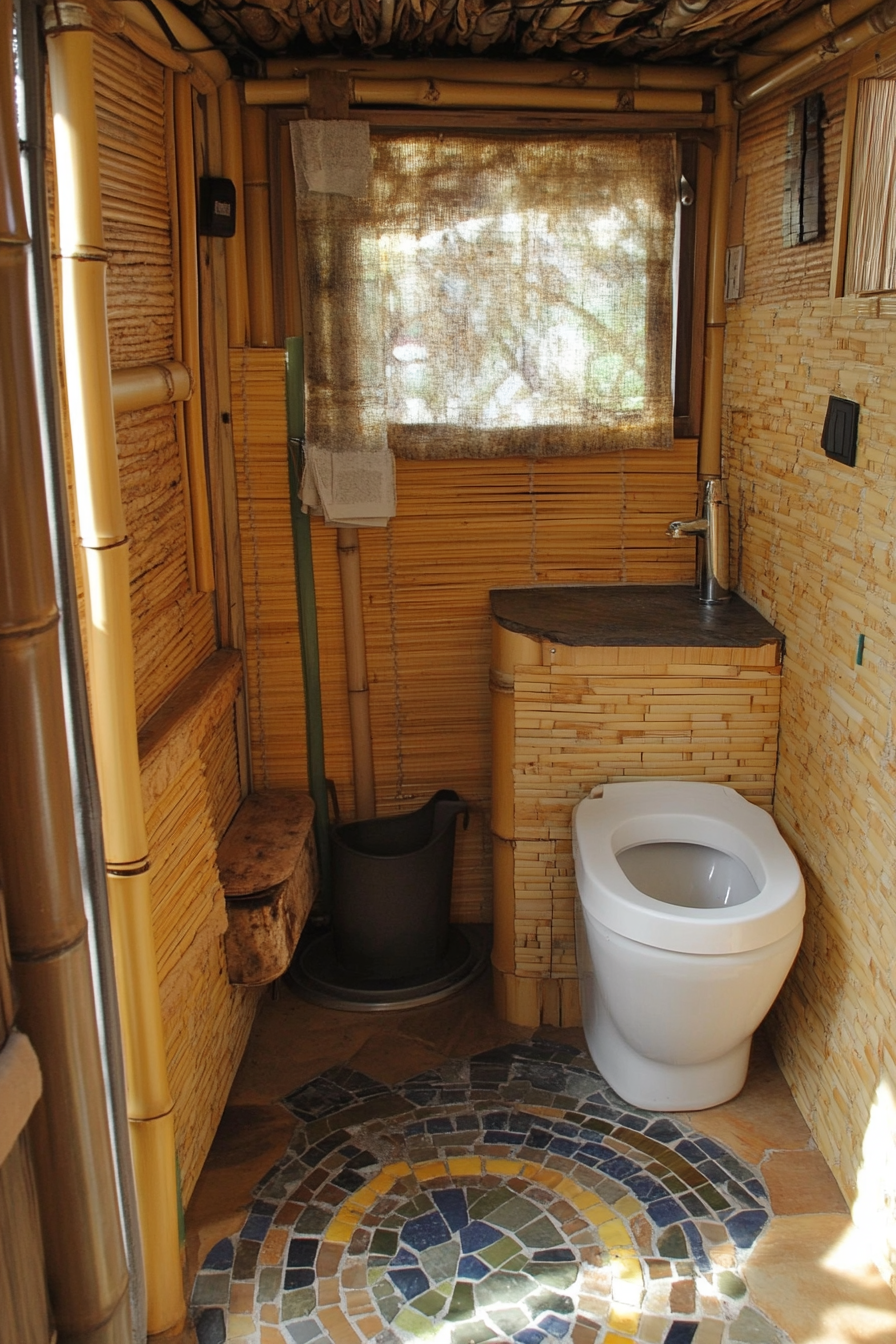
<box><xmin>174</xmin><ymin>72</ymin><xmax>215</xmax><ymax>592</ymax></box>
<box><xmin>699</xmin><ymin>82</ymin><xmax>734</xmax><ymax>480</ymax></box>
<box><xmin>111</xmin><ymin>359</ymin><xmax>191</xmax><ymax>414</ymax></box>
<box><xmin>285</xmin><ymin>337</ymin><xmax>331</xmax><ymax>904</ymax></box>
<box><xmin>242</xmin><ymin>104</ymin><xmax>276</xmax><ymax>347</ymax></box>
<box><xmin>1</xmin><ymin>6</ymin><xmax>132</xmax><ymax>1340</ymax></box>
<box><xmin>245</xmin><ymin>76</ymin><xmax>705</xmax><ymax>112</ymax></box>
<box><xmin>266</xmin><ymin>56</ymin><xmax>725</xmax><ymax>89</ymax></box>
<box><xmin>735</xmin><ymin>0</ymin><xmax>896</xmax><ymax>107</ymax></box>
<box><xmin>734</xmin><ymin>0</ymin><xmax>883</xmax><ymax>79</ymax></box>
<box><xmin>163</xmin><ymin>69</ymin><xmax>196</xmax><ymax>592</ymax></box>
<box><xmin>336</xmin><ymin>529</ymin><xmax>376</xmax><ymax>820</ymax></box>
<box><xmin>220</xmin><ymin>79</ymin><xmax>250</xmax><ymax>347</ymax></box>
<box><xmin>44</xmin><ymin>15</ymin><xmax>184</xmax><ymax>1334</ymax></box>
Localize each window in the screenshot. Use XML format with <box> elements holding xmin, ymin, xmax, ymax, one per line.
<box><xmin>293</xmin><ymin>131</ymin><xmax>678</xmax><ymax>462</ymax></box>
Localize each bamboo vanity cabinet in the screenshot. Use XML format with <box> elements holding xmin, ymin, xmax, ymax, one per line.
<box><xmin>489</xmin><ymin>585</ymin><xmax>784</xmax><ymax>1028</ymax></box>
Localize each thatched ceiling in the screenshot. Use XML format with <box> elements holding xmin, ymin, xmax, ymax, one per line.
<box><xmin>182</xmin><ymin>0</ymin><xmax>817</xmax><ymax>67</ymax></box>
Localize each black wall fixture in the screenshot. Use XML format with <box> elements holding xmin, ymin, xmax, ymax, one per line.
<box><xmin>821</xmin><ymin>395</ymin><xmax>860</xmax><ymax>467</ymax></box>
<box><xmin>198</xmin><ymin>176</ymin><xmax>237</xmax><ymax>237</ymax></box>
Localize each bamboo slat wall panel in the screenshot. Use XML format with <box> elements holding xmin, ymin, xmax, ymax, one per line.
<box><xmin>738</xmin><ymin>64</ymin><xmax>847</xmax><ymax>305</ymax></box>
<box><xmin>143</xmin><ymin>705</ymin><xmax>255</xmax><ymax>1204</ymax></box>
<box><xmin>232</xmin><ymin>349</ymin><xmax>698</xmax><ymax>920</ymax></box>
<box><xmin>509</xmin><ymin>652</ymin><xmax>781</xmax><ymax>980</ymax></box>
<box><xmin>93</xmin><ymin>35</ymin><xmax>217</xmax><ymax>725</ymax></box>
<box><xmin>726</xmin><ymin>71</ymin><xmax>896</xmax><ymax>1290</ymax></box>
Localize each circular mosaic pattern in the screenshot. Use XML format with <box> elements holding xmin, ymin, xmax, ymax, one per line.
<box><xmin>191</xmin><ymin>1042</ymin><xmax>787</xmax><ymax>1344</ymax></box>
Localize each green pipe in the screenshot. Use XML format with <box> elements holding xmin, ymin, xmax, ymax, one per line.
<box><xmin>285</xmin><ymin>337</ymin><xmax>331</xmax><ymax>911</ymax></box>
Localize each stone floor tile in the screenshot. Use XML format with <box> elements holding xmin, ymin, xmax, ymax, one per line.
<box><xmin>743</xmin><ymin>1213</ymin><xmax>896</xmax><ymax>1343</ymax></box>
<box><xmin>760</xmin><ymin>1149</ymin><xmax>849</xmax><ymax>1216</ymax></box>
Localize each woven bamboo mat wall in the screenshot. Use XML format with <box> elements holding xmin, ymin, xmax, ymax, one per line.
<box><xmin>232</xmin><ymin>349</ymin><xmax>699</xmax><ymax>921</ymax></box>
<box><xmin>93</xmin><ymin>35</ymin><xmax>217</xmax><ymax>727</ymax></box>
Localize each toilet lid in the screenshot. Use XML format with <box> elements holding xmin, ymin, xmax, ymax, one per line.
<box><xmin>573</xmin><ymin>783</ymin><xmax>805</xmax><ymax>955</ymax></box>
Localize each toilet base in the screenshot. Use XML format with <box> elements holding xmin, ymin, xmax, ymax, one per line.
<box><xmin>585</xmin><ymin>1009</ymin><xmax>752</xmax><ymax>1112</ymax></box>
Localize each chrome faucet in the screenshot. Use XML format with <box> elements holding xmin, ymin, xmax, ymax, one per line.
<box><xmin>667</xmin><ymin>477</ymin><xmax>730</xmax><ymax>604</ymax></box>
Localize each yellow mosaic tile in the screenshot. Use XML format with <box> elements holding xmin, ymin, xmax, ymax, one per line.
<box><xmin>446</xmin><ymin>1156</ymin><xmax>481</xmax><ymax>1177</ymax></box>
<box><xmin>413</xmin><ymin>1160</ymin><xmax>449</xmax><ymax>1181</ymax></box>
<box><xmin>484</xmin><ymin>1158</ymin><xmax>525</xmax><ymax>1176</ymax></box>
<box><xmin>608</xmin><ymin>1303</ymin><xmax>640</xmax><ymax>1334</ymax></box>
<box><xmin>224</xmin><ymin>1315</ymin><xmax>255</xmax><ymax>1339</ymax></box>
<box><xmin>380</xmin><ymin>1162</ymin><xmax>412</xmax><ymax>1181</ymax></box>
<box><xmin>327</xmin><ymin>1217</ymin><xmax>358</xmax><ymax>1244</ymax></box>
<box><xmin>345</xmin><ymin>1186</ymin><xmax>378</xmax><ymax>1212</ymax></box>
<box><xmin>584</xmin><ymin>1203</ymin><xmax>615</xmax><ymax>1228</ymax></box>
<box><xmin>614</xmin><ymin>1195</ymin><xmax>642</xmax><ymax>1218</ymax></box>
<box><xmin>599</xmin><ymin>1219</ymin><xmax>633</xmax><ymax>1249</ymax></box>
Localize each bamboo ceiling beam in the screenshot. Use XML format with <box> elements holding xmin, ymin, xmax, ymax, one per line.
<box><xmin>734</xmin><ymin>0</ymin><xmax>884</xmax><ymax>80</ymax></box>
<box><xmin>43</xmin><ymin>8</ymin><xmax>185</xmax><ymax>1333</ymax></box>
<box><xmin>734</xmin><ymin>0</ymin><xmax>896</xmax><ymax>107</ymax></box>
<box><xmin>266</xmin><ymin>56</ymin><xmax>725</xmax><ymax>90</ymax></box>
<box><xmin>111</xmin><ymin>359</ymin><xmax>191</xmax><ymax>414</ymax></box>
<box><xmin>245</xmin><ymin>76</ymin><xmax>707</xmax><ymax>113</ymax></box>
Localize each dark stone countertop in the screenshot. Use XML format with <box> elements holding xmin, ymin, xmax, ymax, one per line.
<box><xmin>490</xmin><ymin>585</ymin><xmax>783</xmax><ymax>650</ymax></box>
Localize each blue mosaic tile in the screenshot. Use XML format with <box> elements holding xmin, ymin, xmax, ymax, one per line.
<box><xmin>201</xmin><ymin>1239</ymin><xmax>234</xmax><ymax>1271</ymax></box>
<box><xmin>513</xmin><ymin>1331</ymin><xmax>546</xmax><ymax>1344</ymax></box>
<box><xmin>673</xmin><ymin>1139</ymin><xmax>707</xmax><ymax>1165</ymax></box>
<box><xmin>664</xmin><ymin>1323</ymin><xmax>699</xmax><ymax>1343</ymax></box>
<box><xmin>680</xmin><ymin>1221</ymin><xmax>712</xmax><ymax>1273</ymax></box>
<box><xmin>725</xmin><ymin>1209</ymin><xmax>769</xmax><ymax>1247</ymax></box>
<box><xmin>460</xmin><ymin>1221</ymin><xmax>504</xmax><ymax>1253</ymax></box>
<box><xmin>391</xmin><ymin>1246</ymin><xmax>421</xmax><ymax>1267</ymax></box>
<box><xmin>389</xmin><ymin>1268</ymin><xmax>431</xmax><ymax>1300</ymax></box>
<box><xmin>287</xmin><ymin>1239</ymin><xmax>319</xmax><ymax>1268</ymax></box>
<box><xmin>547</xmin><ymin>1137</ymin><xmax>579</xmax><ymax>1158</ymax></box>
<box><xmin>402</xmin><ymin>1211</ymin><xmax>452</xmax><ymax>1250</ymax></box>
<box><xmin>648</xmin><ymin>1197</ymin><xmax>690</xmax><ymax>1227</ymax></box>
<box><xmin>195</xmin><ymin>1308</ymin><xmax>226</xmax><ymax>1344</ymax></box>
<box><xmin>433</xmin><ymin>1189</ymin><xmax>469</xmax><ymax>1232</ymax></box>
<box><xmin>600</xmin><ymin>1156</ymin><xmax>641</xmax><ymax>1181</ymax></box>
<box><xmin>457</xmin><ymin>1255</ymin><xmax>491</xmax><ymax>1281</ymax></box>
<box><xmin>643</xmin><ymin>1119</ymin><xmax>683</xmax><ymax>1143</ymax></box>
<box><xmin>284</xmin><ymin>1269</ymin><xmax>315</xmax><ymax>1290</ymax></box>
<box><xmin>240</xmin><ymin>1212</ymin><xmax>272</xmax><ymax>1240</ymax></box>
<box><xmin>538</xmin><ymin>1314</ymin><xmax>571</xmax><ymax>1338</ymax></box>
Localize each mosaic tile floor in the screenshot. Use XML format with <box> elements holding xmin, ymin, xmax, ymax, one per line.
<box><xmin>190</xmin><ymin>1040</ymin><xmax>792</xmax><ymax>1344</ymax></box>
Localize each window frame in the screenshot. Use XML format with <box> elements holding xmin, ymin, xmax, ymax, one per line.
<box><xmin>268</xmin><ymin>105</ymin><xmax>713</xmax><ymax>440</ymax></box>
<box><xmin>830</xmin><ymin>26</ymin><xmax>896</xmax><ymax>298</ymax></box>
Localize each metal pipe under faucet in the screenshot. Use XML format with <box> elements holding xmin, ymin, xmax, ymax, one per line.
<box><xmin>667</xmin><ymin>477</ymin><xmax>730</xmax><ymax>603</ymax></box>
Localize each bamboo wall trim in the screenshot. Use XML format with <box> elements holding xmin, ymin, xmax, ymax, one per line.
<box><xmin>267</xmin><ymin>56</ymin><xmax>726</xmax><ymax>89</ymax></box>
<box><xmin>174</xmin><ymin>73</ymin><xmax>215</xmax><ymax>593</ymax></box>
<box><xmin>699</xmin><ymin>82</ymin><xmax>735</xmax><ymax>479</ymax></box>
<box><xmin>242</xmin><ymin>104</ymin><xmax>276</xmax><ymax>347</ymax></box>
<box><xmin>245</xmin><ymin>76</ymin><xmax>706</xmax><ymax>113</ymax></box>
<box><xmin>220</xmin><ymin>79</ymin><xmax>249</xmax><ymax>347</ymax></box>
<box><xmin>337</xmin><ymin>527</ymin><xmax>376</xmax><ymax>819</ymax></box>
<box><xmin>1</xmin><ymin>8</ymin><xmax>132</xmax><ymax>1333</ymax></box>
<box><xmin>110</xmin><ymin>359</ymin><xmax>191</xmax><ymax>414</ymax></box>
<box><xmin>45</xmin><ymin>20</ymin><xmax>184</xmax><ymax>1332</ymax></box>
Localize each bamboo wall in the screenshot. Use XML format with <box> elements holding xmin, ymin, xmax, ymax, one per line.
<box><xmin>231</xmin><ymin>348</ymin><xmax>699</xmax><ymax>921</ymax></box>
<box><xmin>50</xmin><ymin>37</ymin><xmax>258</xmax><ymax>1205</ymax></box>
<box><xmin>725</xmin><ymin>58</ymin><xmax>896</xmax><ymax>1288</ymax></box>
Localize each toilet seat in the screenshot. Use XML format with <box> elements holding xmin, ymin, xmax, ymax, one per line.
<box><xmin>573</xmin><ymin>782</ymin><xmax>805</xmax><ymax>956</ymax></box>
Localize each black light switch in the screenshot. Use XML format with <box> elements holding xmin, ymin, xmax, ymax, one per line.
<box><xmin>199</xmin><ymin>177</ymin><xmax>237</xmax><ymax>237</ymax></box>
<box><xmin>821</xmin><ymin>395</ymin><xmax>859</xmax><ymax>467</ymax></box>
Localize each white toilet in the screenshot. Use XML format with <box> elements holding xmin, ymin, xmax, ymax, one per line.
<box><xmin>573</xmin><ymin>781</ymin><xmax>805</xmax><ymax>1112</ymax></box>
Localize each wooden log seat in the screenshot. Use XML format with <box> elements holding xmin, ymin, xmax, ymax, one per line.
<box><xmin>217</xmin><ymin>790</ymin><xmax>317</xmax><ymax>986</ymax></box>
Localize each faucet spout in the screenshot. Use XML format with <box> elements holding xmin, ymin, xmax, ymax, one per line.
<box><xmin>667</xmin><ymin>478</ymin><xmax>730</xmax><ymax>603</ymax></box>
<box><xmin>666</xmin><ymin>517</ymin><xmax>708</xmax><ymax>539</ymax></box>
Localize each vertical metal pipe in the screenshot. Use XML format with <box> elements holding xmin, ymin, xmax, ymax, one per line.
<box><xmin>699</xmin><ymin>82</ymin><xmax>735</xmax><ymax>479</ymax></box>
<box><xmin>285</xmin><ymin>337</ymin><xmax>331</xmax><ymax>906</ymax></box>
<box><xmin>16</xmin><ymin>4</ymin><xmax>146</xmax><ymax>1336</ymax></box>
<box><xmin>43</xmin><ymin>11</ymin><xmax>184</xmax><ymax>1332</ymax></box>
<box><xmin>0</xmin><ymin>4</ymin><xmax>132</xmax><ymax>1338</ymax></box>
<box><xmin>336</xmin><ymin>528</ymin><xmax>377</xmax><ymax>819</ymax></box>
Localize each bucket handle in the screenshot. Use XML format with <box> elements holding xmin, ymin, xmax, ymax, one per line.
<box><xmin>433</xmin><ymin>797</ymin><xmax>469</xmax><ymax>835</ymax></box>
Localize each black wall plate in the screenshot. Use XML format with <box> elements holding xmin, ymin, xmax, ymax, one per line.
<box><xmin>199</xmin><ymin>177</ymin><xmax>237</xmax><ymax>237</ymax></box>
<box><xmin>821</xmin><ymin>395</ymin><xmax>859</xmax><ymax>467</ymax></box>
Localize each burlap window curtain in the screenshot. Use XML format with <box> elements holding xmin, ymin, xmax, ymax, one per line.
<box><xmin>291</xmin><ymin>130</ymin><xmax>678</xmax><ymax>525</ymax></box>
<box><xmin>847</xmin><ymin>78</ymin><xmax>896</xmax><ymax>294</ymax></box>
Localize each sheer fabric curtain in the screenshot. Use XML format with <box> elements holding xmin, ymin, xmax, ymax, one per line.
<box><xmin>292</xmin><ymin>130</ymin><xmax>677</xmax><ymax>521</ymax></box>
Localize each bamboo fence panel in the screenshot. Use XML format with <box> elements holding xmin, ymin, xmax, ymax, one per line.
<box><xmin>232</xmin><ymin>348</ymin><xmax>699</xmax><ymax>920</ymax></box>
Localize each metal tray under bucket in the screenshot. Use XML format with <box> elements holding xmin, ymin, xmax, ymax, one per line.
<box><xmin>331</xmin><ymin>789</ymin><xmax>468</xmax><ymax>981</ymax></box>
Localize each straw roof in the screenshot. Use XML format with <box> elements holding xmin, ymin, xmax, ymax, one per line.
<box><xmin>184</xmin><ymin>0</ymin><xmax>816</xmax><ymax>63</ymax></box>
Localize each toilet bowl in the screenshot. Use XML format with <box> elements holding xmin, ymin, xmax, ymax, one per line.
<box><xmin>572</xmin><ymin>781</ymin><xmax>804</xmax><ymax>1111</ymax></box>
